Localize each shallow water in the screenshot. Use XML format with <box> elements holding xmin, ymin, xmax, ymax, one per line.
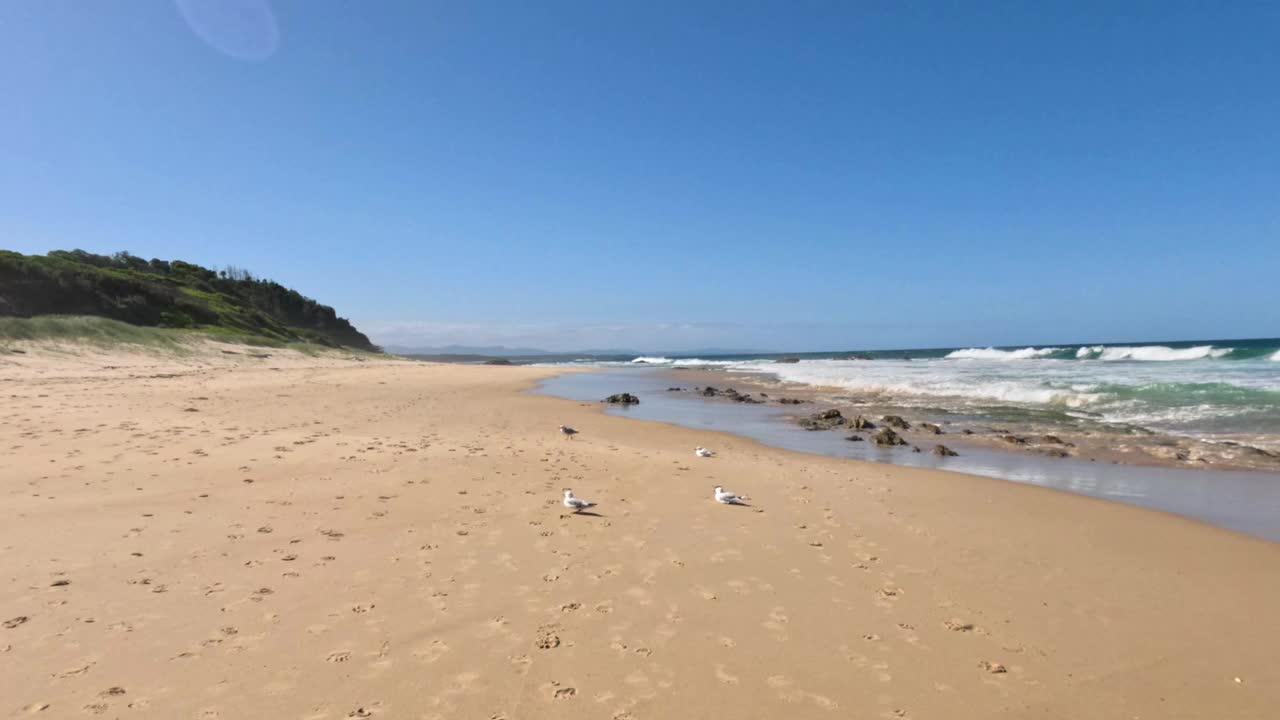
<box><xmin>536</xmin><ymin>368</ymin><xmax>1280</xmax><ymax>542</ymax></box>
<box><xmin>543</xmin><ymin>338</ymin><xmax>1280</xmax><ymax>450</ymax></box>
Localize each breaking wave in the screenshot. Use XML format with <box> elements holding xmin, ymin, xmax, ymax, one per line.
<box><xmin>1076</xmin><ymin>345</ymin><xmax>1233</xmax><ymax>362</ymax></box>
<box><xmin>945</xmin><ymin>347</ymin><xmax>1062</xmax><ymax>361</ymax></box>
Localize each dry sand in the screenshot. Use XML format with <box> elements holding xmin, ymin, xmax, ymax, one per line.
<box><xmin>2</xmin><ymin>342</ymin><xmax>1278</xmax><ymax>719</ymax></box>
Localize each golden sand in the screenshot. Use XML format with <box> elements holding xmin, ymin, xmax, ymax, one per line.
<box><xmin>2</xmin><ymin>344</ymin><xmax>1277</xmax><ymax>719</ymax></box>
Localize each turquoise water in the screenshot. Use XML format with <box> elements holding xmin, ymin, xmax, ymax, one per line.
<box><xmin>541</xmin><ymin>338</ymin><xmax>1280</xmax><ymax>449</ymax></box>
<box><xmin>536</xmin><ymin>368</ymin><xmax>1280</xmax><ymax>542</ymax></box>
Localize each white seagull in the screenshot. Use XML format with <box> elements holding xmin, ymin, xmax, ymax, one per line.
<box><xmin>559</xmin><ymin>425</ymin><xmax>579</xmax><ymax>439</ymax></box>
<box><xmin>695</xmin><ymin>446</ymin><xmax>715</xmax><ymax>458</ymax></box>
<box><xmin>563</xmin><ymin>489</ymin><xmax>596</xmax><ymax>512</ymax></box>
<box><xmin>714</xmin><ymin>486</ymin><xmax>747</xmax><ymax>505</ymax></box>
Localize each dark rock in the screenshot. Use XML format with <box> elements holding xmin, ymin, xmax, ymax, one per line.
<box><xmin>932</xmin><ymin>444</ymin><xmax>958</xmax><ymax>457</ymax></box>
<box><xmin>775</xmin><ymin>357</ymin><xmax>801</xmax><ymax>364</ymax></box>
<box><xmin>911</xmin><ymin>446</ymin><xmax>922</xmax><ymax>453</ymax></box>
<box><xmin>483</xmin><ymin>358</ymin><xmax>513</xmax><ymax>365</ymax></box>
<box><xmin>759</xmin><ymin>393</ymin><xmax>768</xmax><ymax>397</ymax></box>
<box><xmin>9</xmin><ymin>349</ymin><xmax>26</xmax><ymax>354</ymax></box>
<box><xmin>733</xmin><ymin>394</ymin><xmax>762</xmax><ymax>404</ymax></box>
<box><xmin>845</xmin><ymin>434</ymin><xmax>864</xmax><ymax>442</ymax></box>
<box><xmin>777</xmin><ymin>398</ymin><xmax>807</xmax><ymax>405</ymax></box>
<box><xmin>799</xmin><ymin>409</ymin><xmax>846</xmax><ymax>431</ymax></box>
<box><xmin>1042</xmin><ymin>435</ymin><xmax>1064</xmax><ymax>444</ymax></box>
<box><xmin>1041</xmin><ymin>448</ymin><xmax>1070</xmax><ymax>458</ymax></box>
<box><xmin>882</xmin><ymin>415</ymin><xmax>911</xmax><ymax>430</ymax></box>
<box><xmin>851</xmin><ymin>415</ymin><xmax>876</xmax><ymax>430</ymax></box>
<box><xmin>604</xmin><ymin>393</ymin><xmax>640</xmax><ymax>405</ymax></box>
<box><xmin>666</xmin><ymin>387</ymin><xmax>684</xmax><ymax>392</ymax></box>
<box><xmin>961</xmin><ymin>429</ymin><xmax>974</xmax><ymax>435</ymax></box>
<box><xmin>920</xmin><ymin>422</ymin><xmax>943</xmax><ymax>435</ymax></box>
<box><xmin>871</xmin><ymin>428</ymin><xmax>907</xmax><ymax>446</ymax></box>
<box><xmin>1000</xmin><ymin>434</ymin><xmax>1027</xmax><ymax>445</ymax></box>
<box><xmin>701</xmin><ymin>386</ymin><xmax>719</xmax><ymax>397</ymax></box>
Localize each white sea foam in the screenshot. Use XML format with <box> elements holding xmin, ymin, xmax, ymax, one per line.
<box><xmin>945</xmin><ymin>347</ymin><xmax>1060</xmax><ymax>361</ymax></box>
<box><xmin>1085</xmin><ymin>345</ymin><xmax>1231</xmax><ymax>362</ymax></box>
<box><xmin>761</xmin><ymin>360</ymin><xmax>1101</xmax><ymax>408</ymax></box>
<box><xmin>629</xmin><ymin>356</ymin><xmax>737</xmax><ymax>367</ymax></box>
<box><xmin>561</xmin><ymin>344</ymin><xmax>1279</xmax><ymax>440</ymax></box>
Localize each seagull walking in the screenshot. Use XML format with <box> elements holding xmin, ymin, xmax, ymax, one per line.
<box><xmin>695</xmin><ymin>446</ymin><xmax>715</xmax><ymax>458</ymax></box>
<box><xmin>714</xmin><ymin>486</ymin><xmax>747</xmax><ymax>505</ymax></box>
<box><xmin>563</xmin><ymin>489</ymin><xmax>596</xmax><ymax>512</ymax></box>
<box><xmin>559</xmin><ymin>425</ymin><xmax>579</xmax><ymax>439</ymax></box>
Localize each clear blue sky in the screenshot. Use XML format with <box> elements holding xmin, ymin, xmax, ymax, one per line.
<box><xmin>3</xmin><ymin>1</ymin><xmax>1278</xmax><ymax>351</ymax></box>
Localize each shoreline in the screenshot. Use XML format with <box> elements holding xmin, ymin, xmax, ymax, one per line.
<box><xmin>4</xmin><ymin>345</ymin><xmax>1279</xmax><ymax>718</ymax></box>
<box><xmin>654</xmin><ymin>365</ymin><xmax>1280</xmax><ymax>472</ymax></box>
<box><xmin>537</xmin><ymin>366</ymin><xmax>1280</xmax><ymax>542</ymax></box>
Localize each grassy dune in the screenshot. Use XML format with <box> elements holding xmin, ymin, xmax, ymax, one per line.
<box><xmin>0</xmin><ymin>315</ymin><xmax>373</xmax><ymax>357</ymax></box>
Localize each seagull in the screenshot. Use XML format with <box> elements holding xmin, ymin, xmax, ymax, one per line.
<box><xmin>714</xmin><ymin>486</ymin><xmax>746</xmax><ymax>505</ymax></box>
<box><xmin>559</xmin><ymin>425</ymin><xmax>579</xmax><ymax>439</ymax></box>
<box><xmin>695</xmin><ymin>446</ymin><xmax>715</xmax><ymax>458</ymax></box>
<box><xmin>563</xmin><ymin>489</ymin><xmax>596</xmax><ymax>512</ymax></box>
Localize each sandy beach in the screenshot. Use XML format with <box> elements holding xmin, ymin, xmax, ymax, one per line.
<box><xmin>3</xmin><ymin>344</ymin><xmax>1279</xmax><ymax>719</ymax></box>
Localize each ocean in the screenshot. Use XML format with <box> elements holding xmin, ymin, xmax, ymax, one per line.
<box><xmin>541</xmin><ymin>338</ymin><xmax>1280</xmax><ymax>451</ymax></box>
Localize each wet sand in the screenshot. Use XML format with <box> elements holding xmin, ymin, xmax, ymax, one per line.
<box><xmin>645</xmin><ymin>365</ymin><xmax>1280</xmax><ymax>473</ymax></box>
<box><xmin>538</xmin><ymin>368</ymin><xmax>1280</xmax><ymax>541</ymax></box>
<box><xmin>2</xmin><ymin>343</ymin><xmax>1279</xmax><ymax>719</ymax></box>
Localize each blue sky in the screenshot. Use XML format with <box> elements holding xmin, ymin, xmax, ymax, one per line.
<box><xmin>3</xmin><ymin>1</ymin><xmax>1278</xmax><ymax>351</ymax></box>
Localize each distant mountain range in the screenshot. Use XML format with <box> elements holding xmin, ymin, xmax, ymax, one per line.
<box><xmin>385</xmin><ymin>344</ymin><xmax>766</xmax><ymax>358</ymax></box>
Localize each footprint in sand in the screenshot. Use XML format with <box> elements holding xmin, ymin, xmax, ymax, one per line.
<box><xmin>714</xmin><ymin>664</ymin><xmax>740</xmax><ymax>685</ymax></box>
<box><xmin>413</xmin><ymin>640</ymin><xmax>450</xmax><ymax>663</ymax></box>
<box><xmin>326</xmin><ymin>651</ymin><xmax>352</xmax><ymax>663</ymax></box>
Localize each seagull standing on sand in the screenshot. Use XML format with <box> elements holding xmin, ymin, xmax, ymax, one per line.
<box><xmin>695</xmin><ymin>446</ymin><xmax>715</xmax><ymax>458</ymax></box>
<box><xmin>559</xmin><ymin>425</ymin><xmax>579</xmax><ymax>439</ymax></box>
<box><xmin>714</xmin><ymin>486</ymin><xmax>747</xmax><ymax>505</ymax></box>
<box><xmin>563</xmin><ymin>489</ymin><xmax>596</xmax><ymax>512</ymax></box>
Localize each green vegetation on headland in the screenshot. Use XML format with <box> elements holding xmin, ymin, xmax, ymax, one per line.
<box><xmin>0</xmin><ymin>250</ymin><xmax>377</xmax><ymax>351</ymax></box>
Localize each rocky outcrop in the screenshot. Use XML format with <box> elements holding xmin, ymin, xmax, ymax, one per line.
<box><xmin>932</xmin><ymin>444</ymin><xmax>958</xmax><ymax>457</ymax></box>
<box><xmin>851</xmin><ymin>415</ymin><xmax>875</xmax><ymax>430</ymax></box>
<box><xmin>872</xmin><ymin>427</ymin><xmax>907</xmax><ymax>446</ymax></box>
<box><xmin>701</xmin><ymin>386</ymin><xmax>719</xmax><ymax>397</ymax></box>
<box><xmin>1000</xmin><ymin>434</ymin><xmax>1027</xmax><ymax>445</ymax></box>
<box><xmin>799</xmin><ymin>409</ymin><xmax>845</xmax><ymax>431</ymax></box>
<box><xmin>604</xmin><ymin>393</ymin><xmax>640</xmax><ymax>405</ymax></box>
<box><xmin>882</xmin><ymin>415</ymin><xmax>911</xmax><ymax>430</ymax></box>
<box><xmin>920</xmin><ymin>422</ymin><xmax>943</xmax><ymax>435</ymax></box>
<box><xmin>777</xmin><ymin>397</ymin><xmax>808</xmax><ymax>405</ymax></box>
<box><xmin>721</xmin><ymin>388</ymin><xmax>762</xmax><ymax>404</ymax></box>
<box><xmin>845</xmin><ymin>434</ymin><xmax>864</xmax><ymax>442</ymax></box>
